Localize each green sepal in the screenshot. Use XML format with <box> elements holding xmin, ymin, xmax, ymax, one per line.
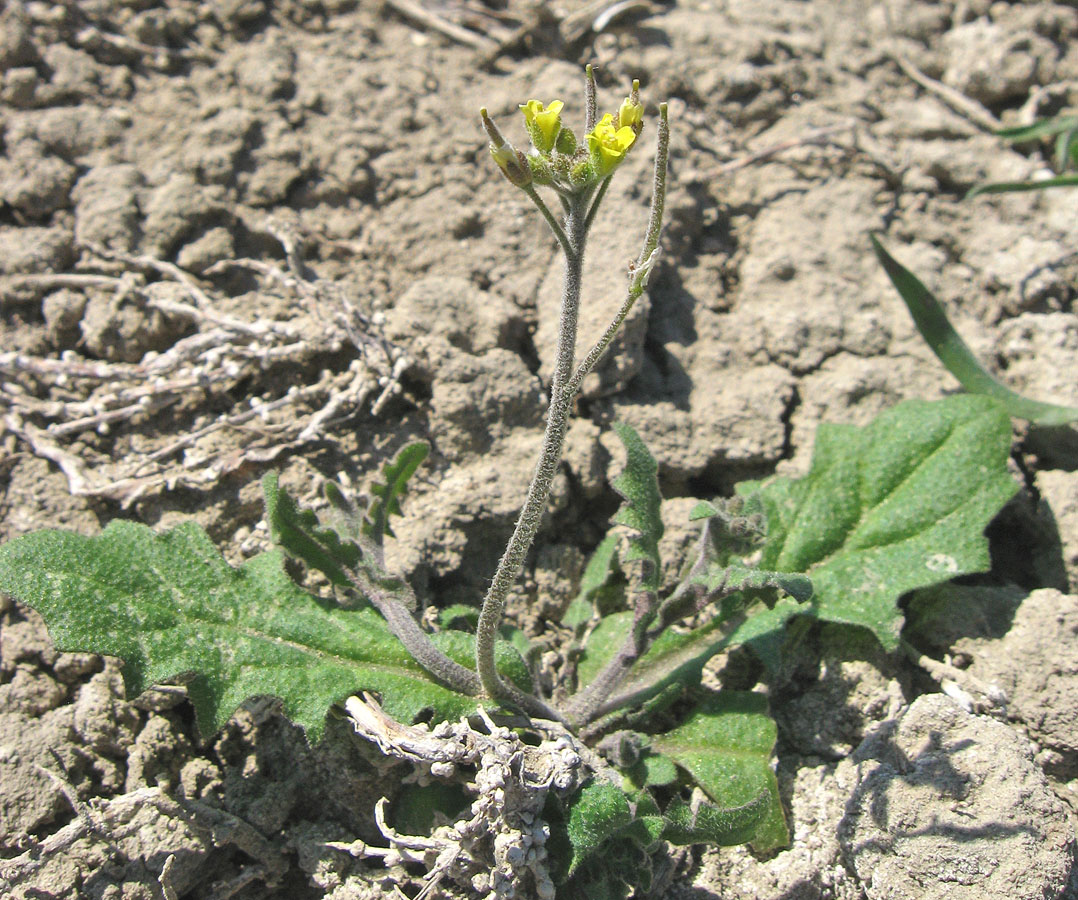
<box><xmin>555</xmin><ymin>126</ymin><xmax>578</xmax><ymax>155</ymax></box>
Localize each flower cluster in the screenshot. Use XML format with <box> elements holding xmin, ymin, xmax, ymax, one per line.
<box><xmin>482</xmin><ymin>75</ymin><xmax>645</xmax><ymax>192</ymax></box>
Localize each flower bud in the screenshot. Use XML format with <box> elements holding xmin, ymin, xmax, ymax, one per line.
<box><xmin>490</xmin><ymin>142</ymin><xmax>532</xmax><ymax>187</ymax></box>
<box><xmin>617</xmin><ymin>80</ymin><xmax>644</xmax><ymax>132</ymax></box>
<box><xmin>554</xmin><ymin>126</ymin><xmax>577</xmax><ymax>155</ymax></box>
<box><xmin>482</xmin><ymin>107</ymin><xmax>532</xmax><ymax>187</ymax></box>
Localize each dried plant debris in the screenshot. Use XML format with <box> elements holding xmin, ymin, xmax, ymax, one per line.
<box><xmin>1</xmin><ymin>225</ymin><xmax>408</xmax><ymax>507</ymax></box>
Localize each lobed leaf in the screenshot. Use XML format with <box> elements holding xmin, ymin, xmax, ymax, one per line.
<box><xmin>650</xmin><ymin>691</ymin><xmax>786</xmax><ymax>850</ymax></box>
<box><xmin>0</xmin><ymin>521</ymin><xmax>510</xmax><ymax>742</ymax></box>
<box><xmin>364</xmin><ymin>441</ymin><xmax>429</xmax><ymax>542</ymax></box>
<box><xmin>263</xmin><ymin>471</ymin><xmax>361</xmax><ymax>587</ymax></box>
<box><xmin>611</xmin><ymin>422</ymin><xmax>664</xmax><ymax>594</ymax></box>
<box><xmin>752</xmin><ymin>394</ymin><xmax>1018</xmax><ymax>649</ymax></box>
<box><xmin>872</xmin><ymin>235</ymin><xmax>1078</xmax><ymax>425</ymax></box>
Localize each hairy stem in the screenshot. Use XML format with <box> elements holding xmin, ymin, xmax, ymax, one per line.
<box><xmin>351</xmin><ymin>569</ymin><xmax>481</xmax><ymax>696</ymax></box>
<box><xmin>474</xmin><ymin>204</ymin><xmax>588</xmax><ymax>722</ymax></box>
<box><xmin>567</xmin><ymin>103</ymin><xmax>670</xmax><ymax>396</ymax></box>
<box><xmin>565</xmin><ymin>519</ymin><xmax>709</xmax><ymax>725</ymax></box>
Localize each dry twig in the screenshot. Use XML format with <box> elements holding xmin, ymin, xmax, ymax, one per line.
<box><xmin>0</xmin><ymin>228</ymin><xmax>408</xmax><ymax>506</ymax></box>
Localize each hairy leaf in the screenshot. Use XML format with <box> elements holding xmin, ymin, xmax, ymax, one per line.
<box><xmin>565</xmin><ymin>781</ymin><xmax>635</xmax><ymax>876</ymax></box>
<box><xmin>611</xmin><ymin>422</ymin><xmax>663</xmax><ymax>594</ymax></box>
<box><xmin>575</xmin><ymin>611</ymin><xmax>632</xmax><ymax>689</ymax></box>
<box><xmin>752</xmin><ymin>394</ymin><xmax>1018</xmax><ymax>649</ymax></box>
<box><xmin>650</xmin><ymin>692</ymin><xmax>786</xmax><ymax>850</ymax></box>
<box><xmin>871</xmin><ymin>236</ymin><xmax>1078</xmax><ymax>425</ymax></box>
<box><xmin>263</xmin><ymin>471</ymin><xmax>361</xmax><ymax>588</ymax></box>
<box><xmin>691</xmin><ymin>562</ymin><xmax>812</xmax><ymax>607</ymax></box>
<box><xmin>562</xmin><ymin>532</ymin><xmax>620</xmax><ymax>631</ymax></box>
<box><xmin>577</xmin><ymin>588</ymin><xmax>805</xmax><ymax>714</ymax></box>
<box><xmin>0</xmin><ymin>521</ymin><xmax>513</xmax><ymax>741</ymax></box>
<box><xmin>365</xmin><ymin>441</ymin><xmax>429</xmax><ymax>542</ymax></box>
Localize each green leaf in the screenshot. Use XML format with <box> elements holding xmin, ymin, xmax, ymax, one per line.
<box><xmin>650</xmin><ymin>691</ymin><xmax>786</xmax><ymax>850</ymax></box>
<box><xmin>0</xmin><ymin>521</ymin><xmax>493</xmax><ymax>742</ymax></box>
<box><xmin>391</xmin><ymin>782</ymin><xmax>469</xmax><ymax>835</ymax></box>
<box><xmin>563</xmin><ymin>532</ymin><xmax>620</xmax><ymax>631</ymax></box>
<box><xmin>263</xmin><ymin>471</ymin><xmax>361</xmax><ymax>588</ymax></box>
<box><xmin>576</xmin><ymin>611</ymin><xmax>632</xmax><ymax>689</ymax></box>
<box><xmin>579</xmin><ymin>592</ymin><xmax>804</xmax><ymax>714</ymax></box>
<box><xmin>364</xmin><ymin>441</ymin><xmax>429</xmax><ymax>542</ymax></box>
<box><xmin>994</xmin><ymin>115</ymin><xmax>1078</xmax><ymax>144</ymax></box>
<box><xmin>627</xmin><ymin>751</ymin><xmax>679</xmax><ymax>788</ymax></box>
<box><xmin>438</xmin><ymin>603</ymin><xmax>479</xmax><ymax>631</ymax></box>
<box><xmin>611</xmin><ymin>422</ymin><xmax>664</xmax><ymax>594</ymax></box>
<box><xmin>755</xmin><ymin>394</ymin><xmax>1018</xmax><ymax>649</ymax></box>
<box><xmin>691</xmin><ymin>562</ymin><xmax>813</xmax><ymax>607</ymax></box>
<box><xmin>966</xmin><ymin>174</ymin><xmax>1078</xmax><ymax>197</ymax></box>
<box><xmin>565</xmin><ymin>781</ymin><xmax>635</xmax><ymax>876</ymax></box>
<box><xmin>872</xmin><ymin>236</ymin><xmax>1078</xmax><ymax>425</ymax></box>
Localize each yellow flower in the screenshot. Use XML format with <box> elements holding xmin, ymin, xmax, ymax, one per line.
<box><xmin>587</xmin><ymin>113</ymin><xmax>637</xmax><ymax>176</ymax></box>
<box><xmin>520</xmin><ymin>99</ymin><xmax>564</xmax><ymax>152</ymax></box>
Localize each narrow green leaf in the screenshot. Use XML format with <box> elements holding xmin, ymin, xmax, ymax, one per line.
<box><xmin>0</xmin><ymin>521</ymin><xmax>495</xmax><ymax>741</ymax></box>
<box><xmin>263</xmin><ymin>471</ymin><xmax>360</xmax><ymax>587</ymax></box>
<box><xmin>565</xmin><ymin>781</ymin><xmax>635</xmax><ymax>876</ymax></box>
<box><xmin>1055</xmin><ymin>126</ymin><xmax>1078</xmax><ymax>172</ymax></box>
<box><xmin>871</xmin><ymin>235</ymin><xmax>1078</xmax><ymax>425</ymax></box>
<box><xmin>755</xmin><ymin>394</ymin><xmax>1018</xmax><ymax>649</ymax></box>
<box><xmin>651</xmin><ymin>692</ymin><xmax>786</xmax><ymax>850</ymax></box>
<box><xmin>576</xmin><ymin>611</ymin><xmax>632</xmax><ymax>689</ymax></box>
<box><xmin>994</xmin><ymin>115</ymin><xmax>1078</xmax><ymax>143</ymax></box>
<box><xmin>563</xmin><ymin>532</ymin><xmax>620</xmax><ymax>631</ymax></box>
<box><xmin>966</xmin><ymin>174</ymin><xmax>1078</xmax><ymax>197</ymax></box>
<box><xmin>611</xmin><ymin>423</ymin><xmax>663</xmax><ymax>594</ymax></box>
<box><xmin>364</xmin><ymin>441</ymin><xmax>429</xmax><ymax>542</ymax></box>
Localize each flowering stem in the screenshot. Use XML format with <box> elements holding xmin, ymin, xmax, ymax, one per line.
<box><xmin>475</xmin><ymin>201</ymin><xmax>588</xmax><ymax>722</ymax></box>
<box><xmin>567</xmin><ymin>103</ymin><xmax>669</xmax><ymax>397</ymax></box>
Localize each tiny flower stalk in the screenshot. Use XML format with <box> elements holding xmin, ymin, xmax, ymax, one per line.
<box><xmin>475</xmin><ymin>72</ymin><xmax>670</xmax><ymax>722</ymax></box>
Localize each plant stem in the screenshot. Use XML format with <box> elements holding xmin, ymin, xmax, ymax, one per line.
<box><xmin>351</xmin><ymin>568</ymin><xmax>481</xmax><ymax>696</ymax></box>
<box><xmin>474</xmin><ymin>202</ymin><xmax>588</xmax><ymax>722</ymax></box>
<box><xmin>566</xmin><ymin>103</ymin><xmax>669</xmax><ymax>396</ymax></box>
